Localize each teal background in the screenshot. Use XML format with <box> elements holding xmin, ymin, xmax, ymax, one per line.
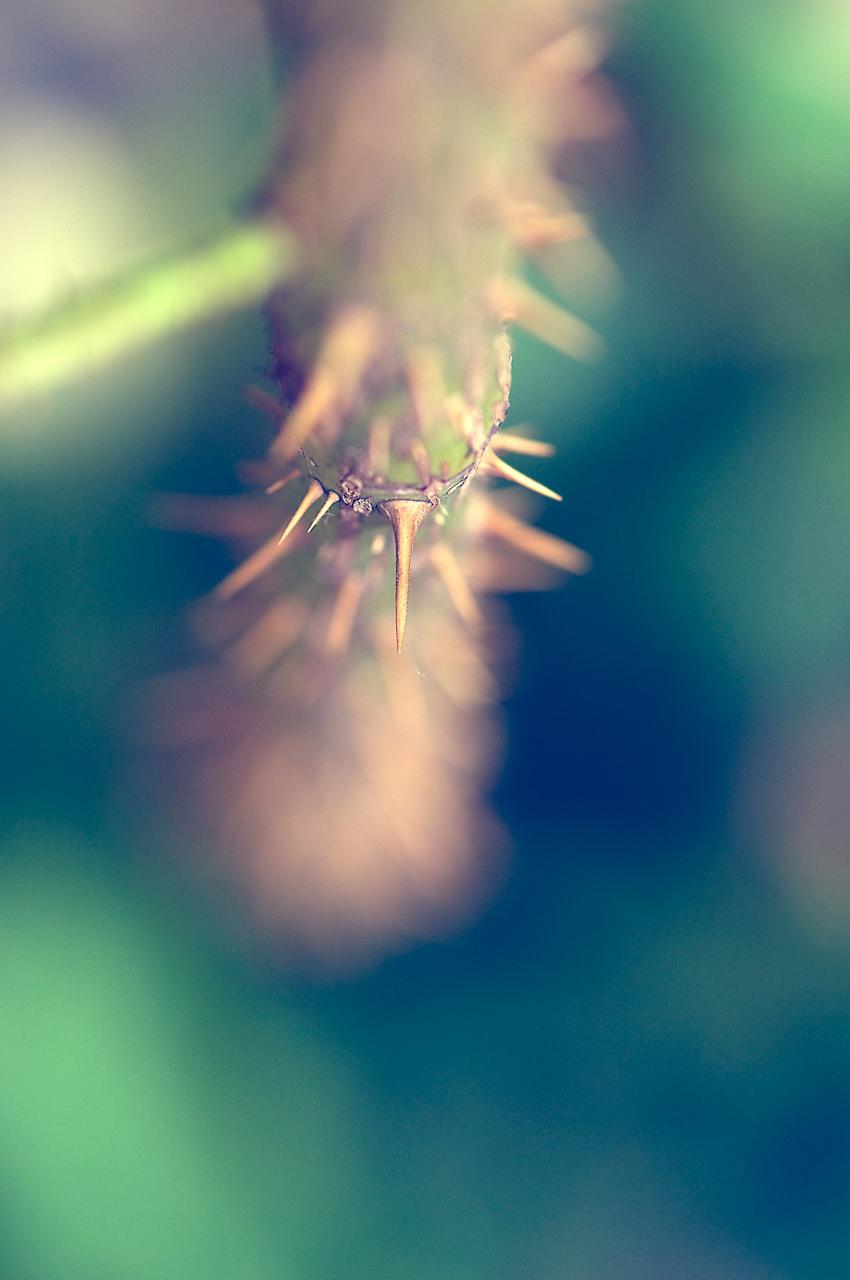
<box><xmin>2</xmin><ymin>2</ymin><xmax>850</xmax><ymax>1276</ymax></box>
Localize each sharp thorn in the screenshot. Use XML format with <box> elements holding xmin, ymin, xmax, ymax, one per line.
<box><xmin>278</xmin><ymin>479</ymin><xmax>324</xmax><ymax>544</ymax></box>
<box><xmin>379</xmin><ymin>499</ymin><xmax>430</xmax><ymax>654</ymax></box>
<box><xmin>307</xmin><ymin>490</ymin><xmax>340</xmax><ymax>532</ymax></box>
<box><xmin>485</xmin><ymin>449</ymin><xmax>563</xmax><ymax>501</ymax></box>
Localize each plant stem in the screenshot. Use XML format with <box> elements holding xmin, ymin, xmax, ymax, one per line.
<box><xmin>0</xmin><ymin>220</ymin><xmax>298</xmax><ymax>407</ymax></box>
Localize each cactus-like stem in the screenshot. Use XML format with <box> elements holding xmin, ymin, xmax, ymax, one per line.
<box><xmin>147</xmin><ymin>0</ymin><xmax>619</xmax><ymax>964</ymax></box>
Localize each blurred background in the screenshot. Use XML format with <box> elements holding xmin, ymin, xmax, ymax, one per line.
<box><xmin>2</xmin><ymin>0</ymin><xmax>850</xmax><ymax>1276</ymax></box>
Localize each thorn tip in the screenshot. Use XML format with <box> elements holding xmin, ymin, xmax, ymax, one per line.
<box><xmin>307</xmin><ymin>490</ymin><xmax>340</xmax><ymax>532</ymax></box>
<box><xmin>278</xmin><ymin>479</ymin><xmax>324</xmax><ymax>544</ymax></box>
<box><xmin>379</xmin><ymin>499</ymin><xmax>430</xmax><ymax>653</ymax></box>
<box><xmin>485</xmin><ymin>449</ymin><xmax>562</xmax><ymax>501</ymax></box>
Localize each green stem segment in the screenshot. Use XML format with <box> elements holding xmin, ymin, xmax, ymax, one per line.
<box><xmin>0</xmin><ymin>220</ymin><xmax>298</xmax><ymax>407</ymax></box>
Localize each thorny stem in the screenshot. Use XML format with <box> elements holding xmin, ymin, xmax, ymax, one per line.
<box><xmin>0</xmin><ymin>220</ymin><xmax>298</xmax><ymax>408</ymax></box>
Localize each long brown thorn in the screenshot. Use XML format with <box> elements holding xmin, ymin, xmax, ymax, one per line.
<box><xmin>379</xmin><ymin>499</ymin><xmax>430</xmax><ymax>654</ymax></box>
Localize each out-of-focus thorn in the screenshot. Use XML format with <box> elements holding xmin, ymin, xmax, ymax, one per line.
<box><xmin>226</xmin><ymin>600</ymin><xmax>307</xmax><ymax>677</ymax></box>
<box><xmin>379</xmin><ymin>499</ymin><xmax>430</xmax><ymax>654</ymax></box>
<box><xmin>464</xmin><ymin>544</ymin><xmax>561</xmax><ymax>594</ymax></box>
<box><xmin>243</xmin><ymin>383</ymin><xmax>286</xmax><ymax>421</ymax></box>
<box><xmin>481</xmin><ymin>503</ymin><xmax>591</xmax><ymax>574</ymax></box>
<box><xmin>368</xmin><ymin>416</ymin><xmax>391</xmax><ymax>476</ymax></box>
<box><xmin>307</xmin><ymin>490</ymin><xmax>340</xmax><ymax>532</ymax></box>
<box><xmin>506</xmin><ymin>201</ymin><xmax>590</xmax><ymax>249</ymax></box>
<box><xmin>235</xmin><ymin>458</ymin><xmax>298</xmax><ymax>490</ymax></box>
<box><xmin>483</xmin><ymin>447</ymin><xmax>562</xmax><ymax>502</ymax></box>
<box><xmin>278</xmin><ymin>479</ymin><xmax>324</xmax><ymax>544</ymax></box>
<box><xmin>270</xmin><ymin>369</ymin><xmax>336</xmax><ymax>461</ymax></box>
<box><xmin>431</xmin><ymin>543</ymin><xmax>481</xmax><ymax>627</ymax></box>
<box><xmin>492</xmin><ymin>431</ymin><xmax>555</xmax><ymax>458</ymax></box>
<box><xmin>326</xmin><ymin>574</ymin><xmax>366</xmax><ymax>654</ymax></box>
<box><xmin>265</xmin><ymin>467</ymin><xmax>300</xmax><ymax>495</ymax></box>
<box><xmin>488</xmin><ymin>276</ymin><xmax>603</xmax><ymax>361</ymax></box>
<box><xmin>214</xmin><ymin>525</ymin><xmax>295</xmax><ymax>601</ymax></box>
<box><xmin>509</xmin><ymin>26</ymin><xmax>623</xmax><ymax>143</ymax></box>
<box><xmin>443</xmin><ymin>392</ymin><xmax>479</xmax><ymax>448</ymax></box>
<box><xmin>150</xmin><ymin>493</ymin><xmax>273</xmax><ymax>541</ymax></box>
<box><xmin>410</xmin><ymin>439</ymin><xmax>432</xmax><ymax>486</ymax></box>
<box><xmin>515</xmin><ymin>26</ymin><xmax>610</xmax><ymax>84</ymax></box>
<box><xmin>407</xmin><ymin>347</ymin><xmax>447</xmax><ymax>436</ymax></box>
<box><xmin>270</xmin><ymin>306</ymin><xmax>381</xmax><ymax>459</ymax></box>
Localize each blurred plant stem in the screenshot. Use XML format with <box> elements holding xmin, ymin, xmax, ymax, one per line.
<box><xmin>0</xmin><ymin>220</ymin><xmax>298</xmax><ymax>408</ymax></box>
